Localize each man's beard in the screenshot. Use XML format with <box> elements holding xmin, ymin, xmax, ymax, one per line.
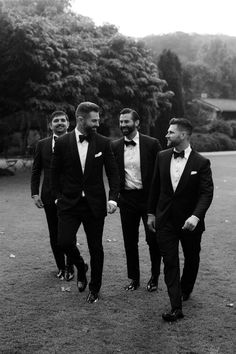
<box><xmin>85</xmin><ymin>126</ymin><xmax>97</xmax><ymax>135</ymax></box>
<box><xmin>121</xmin><ymin>126</ymin><xmax>135</xmax><ymax>136</ymax></box>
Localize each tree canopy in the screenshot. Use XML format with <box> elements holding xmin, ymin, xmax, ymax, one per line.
<box><xmin>0</xmin><ymin>0</ymin><xmax>171</xmax><ymax>141</ymax></box>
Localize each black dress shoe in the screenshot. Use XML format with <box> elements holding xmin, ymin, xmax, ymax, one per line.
<box><xmin>86</xmin><ymin>291</ymin><xmax>99</xmax><ymax>303</ymax></box>
<box><xmin>146</xmin><ymin>276</ymin><xmax>158</xmax><ymax>292</ymax></box>
<box><xmin>56</xmin><ymin>270</ymin><xmax>65</xmax><ymax>280</ymax></box>
<box><xmin>182</xmin><ymin>292</ymin><xmax>191</xmax><ymax>301</ymax></box>
<box><xmin>162</xmin><ymin>309</ymin><xmax>184</xmax><ymax>322</ymax></box>
<box><xmin>77</xmin><ymin>263</ymin><xmax>88</xmax><ymax>292</ymax></box>
<box><xmin>124</xmin><ymin>280</ymin><xmax>140</xmax><ymax>291</ymax></box>
<box><xmin>65</xmin><ymin>265</ymin><xmax>74</xmax><ymax>281</ymax></box>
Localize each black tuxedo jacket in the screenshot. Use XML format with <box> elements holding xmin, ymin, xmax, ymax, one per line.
<box><xmin>148</xmin><ymin>148</ymin><xmax>214</xmax><ymax>232</ymax></box>
<box><xmin>111</xmin><ymin>133</ymin><xmax>162</xmax><ymax>200</ymax></box>
<box><xmin>50</xmin><ymin>130</ymin><xmax>120</xmax><ymax>218</ymax></box>
<box><xmin>31</xmin><ymin>137</ymin><xmax>55</xmax><ymax>204</ymax></box>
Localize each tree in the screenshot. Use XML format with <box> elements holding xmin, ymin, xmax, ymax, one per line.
<box><xmin>158</xmin><ymin>50</ymin><xmax>184</xmax><ymax>118</ymax></box>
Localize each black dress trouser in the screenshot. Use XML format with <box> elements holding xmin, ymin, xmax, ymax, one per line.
<box><xmin>119</xmin><ymin>189</ymin><xmax>161</xmax><ymax>282</ymax></box>
<box><xmin>57</xmin><ymin>198</ymin><xmax>105</xmax><ymax>293</ymax></box>
<box><xmin>157</xmin><ymin>220</ymin><xmax>202</xmax><ymax>310</ymax></box>
<box><xmin>44</xmin><ymin>203</ymin><xmax>72</xmax><ymax>270</ymax></box>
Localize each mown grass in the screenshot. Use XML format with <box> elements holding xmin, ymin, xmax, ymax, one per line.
<box><xmin>0</xmin><ymin>153</ymin><xmax>235</xmax><ymax>354</ymax></box>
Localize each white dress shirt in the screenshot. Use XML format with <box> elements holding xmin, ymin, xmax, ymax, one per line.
<box><xmin>124</xmin><ymin>132</ymin><xmax>143</xmax><ymax>190</ymax></box>
<box><xmin>75</xmin><ymin>128</ymin><xmax>89</xmax><ymax>173</ymax></box>
<box><xmin>170</xmin><ymin>145</ymin><xmax>192</xmax><ymax>192</ymax></box>
<box><xmin>52</xmin><ymin>134</ymin><xmax>58</xmax><ymax>152</ymax></box>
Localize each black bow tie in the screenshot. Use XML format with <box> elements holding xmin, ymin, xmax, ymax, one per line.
<box><xmin>173</xmin><ymin>150</ymin><xmax>185</xmax><ymax>159</ymax></box>
<box><xmin>124</xmin><ymin>140</ymin><xmax>136</xmax><ymax>147</ymax></box>
<box><xmin>79</xmin><ymin>135</ymin><xmax>89</xmax><ymax>143</ymax></box>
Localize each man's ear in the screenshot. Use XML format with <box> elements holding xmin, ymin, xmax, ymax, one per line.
<box><xmin>135</xmin><ymin>119</ymin><xmax>140</xmax><ymax>128</ymax></box>
<box><xmin>48</xmin><ymin>123</ymin><xmax>52</xmax><ymax>131</ymax></box>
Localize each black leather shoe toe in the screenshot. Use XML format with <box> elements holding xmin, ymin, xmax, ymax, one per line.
<box><xmin>162</xmin><ymin>309</ymin><xmax>184</xmax><ymax>322</ymax></box>
<box><xmin>146</xmin><ymin>276</ymin><xmax>158</xmax><ymax>292</ymax></box>
<box><xmin>86</xmin><ymin>291</ymin><xmax>99</xmax><ymax>303</ymax></box>
<box><xmin>124</xmin><ymin>280</ymin><xmax>140</xmax><ymax>291</ymax></box>
<box><xmin>77</xmin><ymin>263</ymin><xmax>88</xmax><ymax>292</ymax></box>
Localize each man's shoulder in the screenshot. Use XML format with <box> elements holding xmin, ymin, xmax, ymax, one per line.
<box><xmin>111</xmin><ymin>137</ymin><xmax>123</xmax><ymax>147</ymax></box>
<box><xmin>95</xmin><ymin>133</ymin><xmax>111</xmax><ymax>144</ymax></box>
<box><xmin>191</xmin><ymin>149</ymin><xmax>210</xmax><ymax>164</ymax></box>
<box><xmin>37</xmin><ymin>136</ymin><xmax>52</xmax><ymax>147</ymax></box>
<box><xmin>139</xmin><ymin>133</ymin><xmax>161</xmax><ymax>146</ymax></box>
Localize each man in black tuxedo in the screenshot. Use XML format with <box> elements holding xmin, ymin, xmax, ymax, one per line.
<box><xmin>111</xmin><ymin>108</ymin><xmax>162</xmax><ymax>292</ymax></box>
<box><xmin>51</xmin><ymin>102</ymin><xmax>119</xmax><ymax>303</ymax></box>
<box><xmin>148</xmin><ymin>118</ymin><xmax>213</xmax><ymax>321</ymax></box>
<box><xmin>31</xmin><ymin>111</ymin><xmax>74</xmax><ymax>281</ymax></box>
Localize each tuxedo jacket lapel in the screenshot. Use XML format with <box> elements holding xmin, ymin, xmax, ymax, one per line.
<box><xmin>69</xmin><ymin>130</ymin><xmax>83</xmax><ymax>175</ymax></box>
<box><xmin>174</xmin><ymin>150</ymin><xmax>195</xmax><ymax>195</ymax></box>
<box><xmin>164</xmin><ymin>150</ymin><xmax>174</xmax><ymax>194</ymax></box>
<box><xmin>116</xmin><ymin>139</ymin><xmax>125</xmax><ymax>186</ymax></box>
<box><xmin>84</xmin><ymin>135</ymin><xmax>96</xmax><ymax>181</ymax></box>
<box><xmin>139</xmin><ymin>134</ymin><xmax>147</xmax><ymax>184</ymax></box>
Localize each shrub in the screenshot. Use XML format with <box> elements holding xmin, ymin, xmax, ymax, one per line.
<box><xmin>191</xmin><ymin>132</ymin><xmax>236</xmax><ymax>152</ymax></box>
<box><xmin>228</xmin><ymin>121</ymin><xmax>236</xmax><ymax>139</ymax></box>
<box><xmin>208</xmin><ymin>119</ymin><xmax>233</xmax><ymax>137</ymax></box>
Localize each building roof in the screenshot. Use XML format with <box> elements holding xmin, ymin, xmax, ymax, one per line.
<box><xmin>197</xmin><ymin>98</ymin><xmax>236</xmax><ymax>112</ymax></box>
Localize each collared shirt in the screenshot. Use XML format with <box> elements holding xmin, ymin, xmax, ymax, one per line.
<box><xmin>170</xmin><ymin>145</ymin><xmax>192</xmax><ymax>192</ymax></box>
<box><xmin>52</xmin><ymin>134</ymin><xmax>58</xmax><ymax>152</ymax></box>
<box><xmin>75</xmin><ymin>128</ymin><xmax>89</xmax><ymax>173</ymax></box>
<box><xmin>124</xmin><ymin>132</ymin><xmax>143</xmax><ymax>190</ymax></box>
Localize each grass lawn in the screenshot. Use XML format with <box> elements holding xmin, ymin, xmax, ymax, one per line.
<box><xmin>0</xmin><ymin>153</ymin><xmax>236</xmax><ymax>354</ymax></box>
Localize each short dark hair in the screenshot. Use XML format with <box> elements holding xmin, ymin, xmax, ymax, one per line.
<box><xmin>75</xmin><ymin>102</ymin><xmax>100</xmax><ymax>119</ymax></box>
<box><xmin>169</xmin><ymin>118</ymin><xmax>193</xmax><ymax>136</ymax></box>
<box><xmin>120</xmin><ymin>108</ymin><xmax>140</xmax><ymax>122</ymax></box>
<box><xmin>48</xmin><ymin>110</ymin><xmax>69</xmax><ymax>123</ymax></box>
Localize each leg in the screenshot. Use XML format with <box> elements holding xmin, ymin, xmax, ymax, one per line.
<box><xmin>180</xmin><ymin>230</ymin><xmax>202</xmax><ymax>295</ymax></box>
<box><xmin>44</xmin><ymin>203</ymin><xmax>65</xmax><ymax>271</ymax></box>
<box><xmin>158</xmin><ymin>226</ymin><xmax>182</xmax><ymax>310</ymax></box>
<box><xmin>120</xmin><ymin>206</ymin><xmax>141</xmax><ymax>283</ymax></box>
<box><xmin>83</xmin><ymin>216</ymin><xmax>105</xmax><ymax>294</ymax></box>
<box><xmin>57</xmin><ymin>209</ymin><xmax>86</xmax><ymax>279</ymax></box>
<box><xmin>142</xmin><ymin>213</ymin><xmax>161</xmax><ymax>279</ymax></box>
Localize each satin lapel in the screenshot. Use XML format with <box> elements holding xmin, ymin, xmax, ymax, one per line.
<box><xmin>69</xmin><ymin>130</ymin><xmax>83</xmax><ymax>175</ymax></box>
<box><xmin>164</xmin><ymin>149</ymin><xmax>174</xmax><ymax>194</ymax></box>
<box><xmin>139</xmin><ymin>134</ymin><xmax>147</xmax><ymax>184</ymax></box>
<box><xmin>46</xmin><ymin>137</ymin><xmax>53</xmax><ymax>156</ymax></box>
<box><xmin>175</xmin><ymin>150</ymin><xmax>195</xmax><ymax>194</ymax></box>
<box><xmin>83</xmin><ymin>135</ymin><xmax>96</xmax><ymax>181</ymax></box>
<box><xmin>118</xmin><ymin>139</ymin><xmax>125</xmax><ymax>184</ymax></box>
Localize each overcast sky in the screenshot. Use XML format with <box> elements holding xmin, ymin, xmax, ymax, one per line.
<box><xmin>71</xmin><ymin>0</ymin><xmax>236</xmax><ymax>38</ymax></box>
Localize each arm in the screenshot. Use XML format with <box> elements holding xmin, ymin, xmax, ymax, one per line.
<box><xmin>192</xmin><ymin>158</ymin><xmax>214</xmax><ymax>219</ymax></box>
<box><xmin>183</xmin><ymin>158</ymin><xmax>214</xmax><ymax>231</ymax></box>
<box><xmin>50</xmin><ymin>139</ymin><xmax>63</xmax><ymax>201</ymax></box>
<box><xmin>31</xmin><ymin>141</ymin><xmax>44</xmax><ymax>208</ymax></box>
<box><xmin>147</xmin><ymin>152</ymin><xmax>161</xmax><ymax>231</ymax></box>
<box><xmin>104</xmin><ymin>140</ymin><xmax>120</xmax><ymax>211</ymax></box>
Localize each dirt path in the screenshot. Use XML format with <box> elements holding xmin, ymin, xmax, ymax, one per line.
<box><xmin>0</xmin><ymin>154</ymin><xmax>235</xmax><ymax>353</ymax></box>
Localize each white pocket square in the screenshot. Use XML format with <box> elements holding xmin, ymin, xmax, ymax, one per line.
<box><xmin>95</xmin><ymin>152</ymin><xmax>102</xmax><ymax>158</ymax></box>
<box><xmin>191</xmin><ymin>171</ymin><xmax>197</xmax><ymax>175</ymax></box>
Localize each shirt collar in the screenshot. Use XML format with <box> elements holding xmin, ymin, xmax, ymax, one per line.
<box><xmin>124</xmin><ymin>131</ymin><xmax>139</xmax><ymax>144</ymax></box>
<box><xmin>173</xmin><ymin>145</ymin><xmax>192</xmax><ymax>159</ymax></box>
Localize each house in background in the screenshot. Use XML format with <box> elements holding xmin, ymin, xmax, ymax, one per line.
<box><xmin>194</xmin><ymin>96</ymin><xmax>236</xmax><ymax>121</ymax></box>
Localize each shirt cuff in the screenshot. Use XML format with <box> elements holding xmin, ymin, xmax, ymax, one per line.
<box><xmin>192</xmin><ymin>215</ymin><xmax>200</xmax><ymax>222</ymax></box>
<box><xmin>108</xmin><ymin>200</ymin><xmax>117</xmax><ymax>207</ymax></box>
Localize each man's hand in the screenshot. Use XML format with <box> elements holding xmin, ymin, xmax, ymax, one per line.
<box><xmin>147</xmin><ymin>214</ymin><xmax>156</xmax><ymax>232</ymax></box>
<box><xmin>32</xmin><ymin>195</ymin><xmax>44</xmax><ymax>208</ymax></box>
<box><xmin>182</xmin><ymin>215</ymin><xmax>199</xmax><ymax>231</ymax></box>
<box><xmin>107</xmin><ymin>201</ymin><xmax>117</xmax><ymax>214</ymax></box>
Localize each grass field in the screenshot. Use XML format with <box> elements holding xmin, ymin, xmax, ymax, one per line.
<box><xmin>0</xmin><ymin>153</ymin><xmax>236</xmax><ymax>354</ymax></box>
